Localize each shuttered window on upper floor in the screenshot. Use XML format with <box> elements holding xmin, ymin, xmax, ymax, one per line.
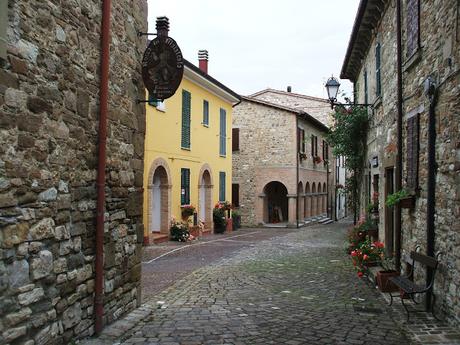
<box><xmin>0</xmin><ymin>0</ymin><xmax>7</xmax><ymax>60</ymax></box>
<box><xmin>232</xmin><ymin>128</ymin><xmax>239</xmax><ymax>151</ymax></box>
<box><xmin>219</xmin><ymin>108</ymin><xmax>226</xmax><ymax>156</ymax></box>
<box><xmin>406</xmin><ymin>114</ymin><xmax>419</xmax><ymax>191</ymax></box>
<box><xmin>406</xmin><ymin>0</ymin><xmax>420</xmax><ymax>58</ymax></box>
<box><xmin>203</xmin><ymin>100</ymin><xmax>209</xmax><ymax>126</ymax></box>
<box><xmin>375</xmin><ymin>43</ymin><xmax>381</xmax><ymax>97</ymax></box>
<box><xmin>311</xmin><ymin>134</ymin><xmax>318</xmax><ymax>157</ymax></box>
<box><xmin>181</xmin><ymin>90</ymin><xmax>191</xmax><ymax>149</ymax></box>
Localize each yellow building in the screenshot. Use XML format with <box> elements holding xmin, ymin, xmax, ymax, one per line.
<box><xmin>143</xmin><ymin>51</ymin><xmax>240</xmax><ymax>243</ymax></box>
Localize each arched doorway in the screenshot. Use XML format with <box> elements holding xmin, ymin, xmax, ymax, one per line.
<box><xmin>150</xmin><ymin>166</ymin><xmax>169</xmax><ymax>233</ymax></box>
<box><xmin>311</xmin><ymin>183</ymin><xmax>316</xmax><ymax>216</ymax></box>
<box><xmin>263</xmin><ymin>181</ymin><xmax>288</xmax><ymax>224</ymax></box>
<box><xmin>305</xmin><ymin>182</ymin><xmax>310</xmax><ymax>218</ymax></box>
<box><xmin>198</xmin><ymin>167</ymin><xmax>213</xmax><ymax>229</ymax></box>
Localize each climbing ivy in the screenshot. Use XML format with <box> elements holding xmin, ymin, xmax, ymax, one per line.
<box><xmin>327</xmin><ymin>105</ymin><xmax>369</xmax><ymax>222</ymax></box>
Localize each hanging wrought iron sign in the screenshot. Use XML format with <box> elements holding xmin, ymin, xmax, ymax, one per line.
<box><xmin>142</xmin><ymin>17</ymin><xmax>183</xmax><ymax>100</ymax></box>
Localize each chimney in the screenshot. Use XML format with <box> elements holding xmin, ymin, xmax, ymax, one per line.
<box><xmin>287</xmin><ymin>86</ymin><xmax>292</xmax><ymax>93</ymax></box>
<box><xmin>198</xmin><ymin>50</ymin><xmax>208</xmax><ymax>74</ymax></box>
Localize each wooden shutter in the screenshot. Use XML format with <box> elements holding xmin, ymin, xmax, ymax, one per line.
<box><xmin>297</xmin><ymin>128</ymin><xmax>301</xmax><ymax>153</ymax></box>
<box><xmin>406</xmin><ymin>114</ymin><xmax>419</xmax><ymax>190</ymax></box>
<box><xmin>203</xmin><ymin>100</ymin><xmax>209</xmax><ymax>125</ymax></box>
<box><xmin>301</xmin><ymin>130</ymin><xmax>305</xmax><ymax>153</ymax></box>
<box><xmin>311</xmin><ymin>135</ymin><xmax>314</xmax><ymax>156</ymax></box>
<box><xmin>406</xmin><ymin>0</ymin><xmax>420</xmax><ymax>58</ymax></box>
<box><xmin>181</xmin><ymin>90</ymin><xmax>191</xmax><ymax>149</ymax></box>
<box><xmin>181</xmin><ymin>168</ymin><xmax>190</xmax><ymax>205</ymax></box>
<box><xmin>364</xmin><ymin>70</ymin><xmax>368</xmax><ymax>106</ymax></box>
<box><xmin>219</xmin><ymin>172</ymin><xmax>226</xmax><ymax>201</ymax></box>
<box><xmin>219</xmin><ymin>109</ymin><xmax>226</xmax><ymax>156</ymax></box>
<box><xmin>314</xmin><ymin>136</ymin><xmax>318</xmax><ymax>156</ymax></box>
<box><xmin>232</xmin><ymin>184</ymin><xmax>239</xmax><ymax>207</ymax></box>
<box><xmin>232</xmin><ymin>128</ymin><xmax>239</xmax><ymax>151</ymax></box>
<box><xmin>375</xmin><ymin>43</ymin><xmax>381</xmax><ymax>96</ymax></box>
<box><xmin>322</xmin><ymin>140</ymin><xmax>325</xmax><ymax>159</ymax></box>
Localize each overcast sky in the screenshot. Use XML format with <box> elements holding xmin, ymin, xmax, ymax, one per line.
<box><xmin>147</xmin><ymin>1</ymin><xmax>360</xmax><ymax>99</ymax></box>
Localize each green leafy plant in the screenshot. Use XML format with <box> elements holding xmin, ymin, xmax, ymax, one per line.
<box><xmin>385</xmin><ymin>189</ymin><xmax>408</xmax><ymax>208</ymax></box>
<box><xmin>181</xmin><ymin>204</ymin><xmax>196</xmax><ymax>218</ymax></box>
<box><xmin>213</xmin><ymin>207</ymin><xmax>227</xmax><ymax>233</ymax></box>
<box><xmin>327</xmin><ymin>104</ymin><xmax>368</xmax><ymax>222</ymax></box>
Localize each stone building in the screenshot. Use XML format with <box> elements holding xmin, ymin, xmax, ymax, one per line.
<box><xmin>0</xmin><ymin>1</ymin><xmax>147</xmax><ymax>344</ymax></box>
<box><xmin>232</xmin><ymin>92</ymin><xmax>332</xmax><ymax>227</ymax></box>
<box><xmin>341</xmin><ymin>0</ymin><xmax>459</xmax><ymax>326</ymax></box>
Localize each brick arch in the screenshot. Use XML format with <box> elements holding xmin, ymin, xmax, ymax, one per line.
<box><xmin>297</xmin><ymin>182</ymin><xmax>304</xmax><ymax>220</ymax></box>
<box><xmin>146</xmin><ymin>158</ymin><xmax>172</xmax><ymax>242</ymax></box>
<box><xmin>198</xmin><ymin>163</ymin><xmax>214</xmax><ymax>229</ymax></box>
<box><xmin>322</xmin><ymin>182</ymin><xmax>327</xmax><ymax>213</ymax></box>
<box><xmin>311</xmin><ymin>183</ymin><xmax>316</xmax><ymax>216</ymax></box>
<box><xmin>305</xmin><ymin>182</ymin><xmax>311</xmax><ymax>218</ymax></box>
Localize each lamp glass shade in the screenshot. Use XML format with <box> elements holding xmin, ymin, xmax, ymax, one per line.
<box><xmin>325</xmin><ymin>77</ymin><xmax>340</xmax><ymax>101</ymax></box>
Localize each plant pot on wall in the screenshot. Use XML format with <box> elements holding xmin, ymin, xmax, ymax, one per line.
<box><xmin>376</xmin><ymin>270</ymin><xmax>399</xmax><ymax>292</ymax></box>
<box><xmin>399</xmin><ymin>196</ymin><xmax>415</xmax><ymax>209</ymax></box>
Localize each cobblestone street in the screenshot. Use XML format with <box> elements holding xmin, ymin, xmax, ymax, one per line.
<box><xmin>80</xmin><ymin>219</ymin><xmax>460</xmax><ymax>345</ymax></box>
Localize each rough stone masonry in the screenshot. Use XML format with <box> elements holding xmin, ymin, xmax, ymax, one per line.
<box><xmin>0</xmin><ymin>1</ymin><xmax>148</xmax><ymax>344</ymax></box>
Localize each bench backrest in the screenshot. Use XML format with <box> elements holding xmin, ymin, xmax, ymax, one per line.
<box><xmin>410</xmin><ymin>251</ymin><xmax>438</xmax><ymax>269</ymax></box>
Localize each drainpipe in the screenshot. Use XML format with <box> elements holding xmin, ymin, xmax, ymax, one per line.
<box><xmin>425</xmin><ymin>77</ymin><xmax>437</xmax><ymax>310</ymax></box>
<box><xmin>395</xmin><ymin>0</ymin><xmax>403</xmax><ymax>272</ymax></box>
<box><xmin>296</xmin><ymin>116</ymin><xmax>299</xmax><ymax>228</ymax></box>
<box><xmin>95</xmin><ymin>0</ymin><xmax>111</xmax><ymax>334</ymax></box>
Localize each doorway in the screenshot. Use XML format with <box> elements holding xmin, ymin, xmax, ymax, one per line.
<box><xmin>385</xmin><ymin>167</ymin><xmax>395</xmax><ymax>257</ymax></box>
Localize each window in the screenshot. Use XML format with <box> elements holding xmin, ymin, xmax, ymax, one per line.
<box><xmin>232</xmin><ymin>184</ymin><xmax>239</xmax><ymax>207</ymax></box>
<box><xmin>181</xmin><ymin>90</ymin><xmax>191</xmax><ymax>149</ymax></box>
<box><xmin>364</xmin><ymin>70</ymin><xmax>368</xmax><ymax>106</ymax></box>
<box><xmin>322</xmin><ymin>140</ymin><xmax>329</xmax><ymax>161</ymax></box>
<box><xmin>219</xmin><ymin>108</ymin><xmax>226</xmax><ymax>156</ymax></box>
<box><xmin>232</xmin><ymin>128</ymin><xmax>239</xmax><ymax>151</ymax></box>
<box><xmin>0</xmin><ymin>0</ymin><xmax>7</xmax><ymax>60</ymax></box>
<box><xmin>297</xmin><ymin>128</ymin><xmax>305</xmax><ymax>153</ymax></box>
<box><xmin>406</xmin><ymin>0</ymin><xmax>420</xmax><ymax>58</ymax></box>
<box><xmin>406</xmin><ymin>114</ymin><xmax>419</xmax><ymax>190</ymax></box>
<box><xmin>203</xmin><ymin>100</ymin><xmax>209</xmax><ymax>126</ymax></box>
<box><xmin>375</xmin><ymin>43</ymin><xmax>381</xmax><ymax>97</ymax></box>
<box><xmin>180</xmin><ymin>168</ymin><xmax>190</xmax><ymax>205</ymax></box>
<box><xmin>311</xmin><ymin>135</ymin><xmax>318</xmax><ymax>157</ymax></box>
<box><xmin>219</xmin><ymin>172</ymin><xmax>226</xmax><ymax>201</ymax></box>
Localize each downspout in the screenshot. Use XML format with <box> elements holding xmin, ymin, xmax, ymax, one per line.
<box><xmin>425</xmin><ymin>78</ymin><xmax>437</xmax><ymax>310</ymax></box>
<box><xmin>296</xmin><ymin>116</ymin><xmax>299</xmax><ymax>228</ymax></box>
<box><xmin>95</xmin><ymin>0</ymin><xmax>111</xmax><ymax>334</ymax></box>
<box><xmin>395</xmin><ymin>0</ymin><xmax>403</xmax><ymax>272</ymax></box>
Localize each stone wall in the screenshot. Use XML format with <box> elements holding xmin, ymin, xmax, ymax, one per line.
<box><xmin>352</xmin><ymin>0</ymin><xmax>460</xmax><ymax>327</ymax></box>
<box><xmin>0</xmin><ymin>0</ymin><xmax>147</xmax><ymax>344</ymax></box>
<box><xmin>233</xmin><ymin>99</ymin><xmax>329</xmax><ymax>226</ymax></box>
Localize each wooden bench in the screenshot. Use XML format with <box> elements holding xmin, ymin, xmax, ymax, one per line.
<box><xmin>389</xmin><ymin>246</ymin><xmax>442</xmax><ymax>321</ymax></box>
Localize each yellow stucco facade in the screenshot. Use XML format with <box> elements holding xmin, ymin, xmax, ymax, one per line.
<box><xmin>143</xmin><ymin>62</ymin><xmax>239</xmax><ymax>242</ymax></box>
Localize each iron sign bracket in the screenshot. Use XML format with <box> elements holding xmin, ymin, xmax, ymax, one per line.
<box><xmin>137</xmin><ymin>31</ymin><xmax>157</xmax><ymax>37</ymax></box>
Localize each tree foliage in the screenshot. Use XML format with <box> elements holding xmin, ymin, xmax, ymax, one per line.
<box><xmin>327</xmin><ymin>105</ymin><xmax>368</xmax><ymax>220</ymax></box>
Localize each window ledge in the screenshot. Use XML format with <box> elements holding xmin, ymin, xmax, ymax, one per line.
<box><xmin>219</xmin><ymin>155</ymin><xmax>227</xmax><ymax>158</ymax></box>
<box><xmin>403</xmin><ymin>48</ymin><xmax>422</xmax><ymax>73</ymax></box>
<box><xmin>373</xmin><ymin>96</ymin><xmax>382</xmax><ymax>109</ymax></box>
<box><xmin>181</xmin><ymin>147</ymin><xmax>191</xmax><ymax>151</ymax></box>
<box><xmin>202</xmin><ymin>123</ymin><xmax>209</xmax><ymax>128</ymax></box>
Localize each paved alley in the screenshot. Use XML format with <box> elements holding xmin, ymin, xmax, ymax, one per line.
<box><xmin>85</xmin><ymin>220</ymin><xmax>441</xmax><ymax>345</ymax></box>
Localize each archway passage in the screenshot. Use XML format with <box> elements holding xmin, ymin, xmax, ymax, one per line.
<box><xmin>199</xmin><ymin>169</ymin><xmax>213</xmax><ymax>229</ymax></box>
<box><xmin>322</xmin><ymin>183</ymin><xmax>327</xmax><ymax>214</ymax></box>
<box><xmin>298</xmin><ymin>182</ymin><xmax>304</xmax><ymax>221</ymax></box>
<box><xmin>150</xmin><ymin>166</ymin><xmax>169</xmax><ymax>234</ymax></box>
<box><xmin>311</xmin><ymin>183</ymin><xmax>316</xmax><ymax>217</ymax></box>
<box><xmin>263</xmin><ymin>181</ymin><xmax>288</xmax><ymax>224</ymax></box>
<box><xmin>305</xmin><ymin>182</ymin><xmax>311</xmax><ymax>218</ymax></box>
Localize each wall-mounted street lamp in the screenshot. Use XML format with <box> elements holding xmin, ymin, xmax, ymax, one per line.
<box><xmin>325</xmin><ymin>76</ymin><xmax>372</xmax><ymax>110</ymax></box>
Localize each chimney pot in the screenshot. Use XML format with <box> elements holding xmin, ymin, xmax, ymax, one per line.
<box><xmin>287</xmin><ymin>86</ymin><xmax>292</xmax><ymax>93</ymax></box>
<box><xmin>198</xmin><ymin>50</ymin><xmax>209</xmax><ymax>74</ymax></box>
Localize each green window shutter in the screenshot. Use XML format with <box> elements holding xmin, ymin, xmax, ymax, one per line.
<box><xmin>375</xmin><ymin>43</ymin><xmax>381</xmax><ymax>97</ymax></box>
<box><xmin>203</xmin><ymin>100</ymin><xmax>209</xmax><ymax>126</ymax></box>
<box><xmin>364</xmin><ymin>70</ymin><xmax>368</xmax><ymax>106</ymax></box>
<box><xmin>181</xmin><ymin>168</ymin><xmax>190</xmax><ymax>205</ymax></box>
<box><xmin>181</xmin><ymin>90</ymin><xmax>191</xmax><ymax>149</ymax></box>
<box><xmin>219</xmin><ymin>172</ymin><xmax>226</xmax><ymax>201</ymax></box>
<box><xmin>219</xmin><ymin>108</ymin><xmax>226</xmax><ymax>156</ymax></box>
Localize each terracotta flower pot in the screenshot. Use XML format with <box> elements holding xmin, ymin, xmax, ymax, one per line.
<box><xmin>376</xmin><ymin>270</ymin><xmax>399</xmax><ymax>292</ymax></box>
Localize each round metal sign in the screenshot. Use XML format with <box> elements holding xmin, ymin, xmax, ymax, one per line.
<box><xmin>142</xmin><ymin>36</ymin><xmax>184</xmax><ymax>100</ymax></box>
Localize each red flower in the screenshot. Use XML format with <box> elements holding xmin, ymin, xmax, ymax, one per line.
<box><xmin>351</xmin><ymin>250</ymin><xmax>357</xmax><ymax>257</ymax></box>
<box><xmin>363</xmin><ymin>254</ymin><xmax>369</xmax><ymax>261</ymax></box>
<box><xmin>357</xmin><ymin>271</ymin><xmax>363</xmax><ymax>277</ymax></box>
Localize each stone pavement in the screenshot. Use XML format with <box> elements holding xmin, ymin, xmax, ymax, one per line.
<box><xmin>80</xmin><ymin>220</ymin><xmax>460</xmax><ymax>345</ymax></box>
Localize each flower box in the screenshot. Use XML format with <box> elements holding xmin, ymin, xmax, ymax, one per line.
<box><xmin>376</xmin><ymin>270</ymin><xmax>399</xmax><ymax>292</ymax></box>
<box><xmin>399</xmin><ymin>196</ymin><xmax>415</xmax><ymax>209</ymax></box>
